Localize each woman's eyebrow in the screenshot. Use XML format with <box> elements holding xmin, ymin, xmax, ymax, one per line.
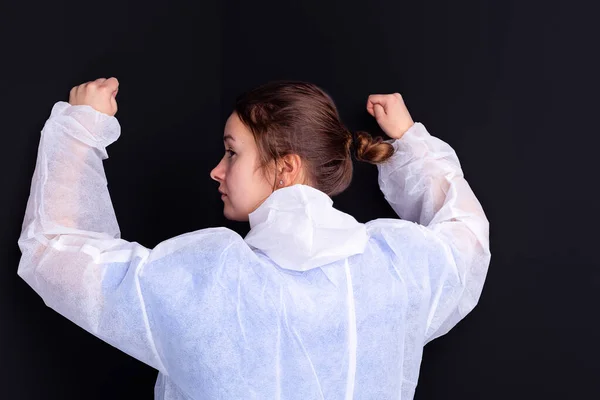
<box><xmin>223</xmin><ymin>134</ymin><xmax>236</xmax><ymax>142</ymax></box>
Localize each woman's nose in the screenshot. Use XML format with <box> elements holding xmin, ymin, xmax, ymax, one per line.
<box><xmin>210</xmin><ymin>161</ymin><xmax>224</xmax><ymax>182</ymax></box>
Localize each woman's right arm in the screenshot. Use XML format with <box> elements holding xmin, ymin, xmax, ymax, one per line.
<box><xmin>368</xmin><ymin>93</ymin><xmax>491</xmax><ymax>344</ymax></box>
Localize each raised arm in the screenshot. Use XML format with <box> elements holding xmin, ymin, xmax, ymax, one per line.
<box><xmin>17</xmin><ymin>78</ymin><xmax>166</xmax><ymax>371</ymax></box>
<box><xmin>368</xmin><ymin>93</ymin><xmax>491</xmax><ymax>344</ymax></box>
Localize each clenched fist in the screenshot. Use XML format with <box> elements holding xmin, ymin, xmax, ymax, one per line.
<box><xmin>366</xmin><ymin>93</ymin><xmax>414</xmax><ymax>140</ymax></box>
<box><xmin>69</xmin><ymin>77</ymin><xmax>119</xmax><ymax>117</ymax></box>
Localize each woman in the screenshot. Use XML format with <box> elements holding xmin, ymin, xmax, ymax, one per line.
<box><xmin>18</xmin><ymin>77</ymin><xmax>491</xmax><ymax>399</ymax></box>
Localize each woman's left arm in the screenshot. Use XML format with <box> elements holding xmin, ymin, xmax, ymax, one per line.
<box><xmin>17</xmin><ymin>100</ymin><xmax>166</xmax><ymax>373</ymax></box>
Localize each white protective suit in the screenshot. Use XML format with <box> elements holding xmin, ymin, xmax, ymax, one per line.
<box><xmin>18</xmin><ymin>101</ymin><xmax>491</xmax><ymax>400</ymax></box>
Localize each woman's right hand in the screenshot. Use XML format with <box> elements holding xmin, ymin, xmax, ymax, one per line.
<box><xmin>366</xmin><ymin>93</ymin><xmax>414</xmax><ymax>140</ymax></box>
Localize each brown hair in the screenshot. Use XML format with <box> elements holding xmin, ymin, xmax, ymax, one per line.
<box><xmin>234</xmin><ymin>80</ymin><xmax>395</xmax><ymax>196</ymax></box>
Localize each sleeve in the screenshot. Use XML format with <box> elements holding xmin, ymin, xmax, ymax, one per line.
<box><xmin>17</xmin><ymin>101</ymin><xmax>167</xmax><ymax>372</ymax></box>
<box><xmin>376</xmin><ymin>122</ymin><xmax>491</xmax><ymax>344</ymax></box>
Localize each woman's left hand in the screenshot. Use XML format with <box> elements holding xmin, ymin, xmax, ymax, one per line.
<box><xmin>69</xmin><ymin>77</ymin><xmax>119</xmax><ymax>117</ymax></box>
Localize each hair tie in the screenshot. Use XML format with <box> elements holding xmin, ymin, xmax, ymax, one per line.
<box><xmin>349</xmin><ymin>131</ymin><xmax>358</xmax><ymax>154</ymax></box>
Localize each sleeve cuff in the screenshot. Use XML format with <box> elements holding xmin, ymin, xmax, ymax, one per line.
<box><xmin>49</xmin><ymin>101</ymin><xmax>121</xmax><ymax>150</ymax></box>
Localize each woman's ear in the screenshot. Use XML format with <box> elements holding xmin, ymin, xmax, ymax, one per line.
<box><xmin>280</xmin><ymin>153</ymin><xmax>306</xmax><ymax>185</ymax></box>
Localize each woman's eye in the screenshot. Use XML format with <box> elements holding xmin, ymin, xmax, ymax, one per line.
<box><xmin>226</xmin><ymin>149</ymin><xmax>236</xmax><ymax>158</ymax></box>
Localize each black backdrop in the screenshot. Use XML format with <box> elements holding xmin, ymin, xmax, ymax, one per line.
<box><xmin>2</xmin><ymin>0</ymin><xmax>598</xmax><ymax>398</ymax></box>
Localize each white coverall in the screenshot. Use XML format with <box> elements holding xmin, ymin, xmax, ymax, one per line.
<box><xmin>18</xmin><ymin>101</ymin><xmax>491</xmax><ymax>399</ymax></box>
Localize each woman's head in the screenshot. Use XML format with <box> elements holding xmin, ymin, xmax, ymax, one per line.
<box><xmin>210</xmin><ymin>80</ymin><xmax>395</xmax><ymax>221</ymax></box>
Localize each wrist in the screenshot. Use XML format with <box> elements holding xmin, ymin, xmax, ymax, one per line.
<box><xmin>390</xmin><ymin>121</ymin><xmax>415</xmax><ymax>140</ymax></box>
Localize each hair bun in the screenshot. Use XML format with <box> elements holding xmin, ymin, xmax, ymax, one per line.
<box><xmin>353</xmin><ymin>131</ymin><xmax>395</xmax><ymax>164</ymax></box>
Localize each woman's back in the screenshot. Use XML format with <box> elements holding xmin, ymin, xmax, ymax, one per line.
<box><xmin>142</xmin><ymin>214</ymin><xmax>480</xmax><ymax>399</ymax></box>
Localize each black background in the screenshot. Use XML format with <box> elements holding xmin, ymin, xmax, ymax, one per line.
<box><xmin>2</xmin><ymin>0</ymin><xmax>598</xmax><ymax>398</ymax></box>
